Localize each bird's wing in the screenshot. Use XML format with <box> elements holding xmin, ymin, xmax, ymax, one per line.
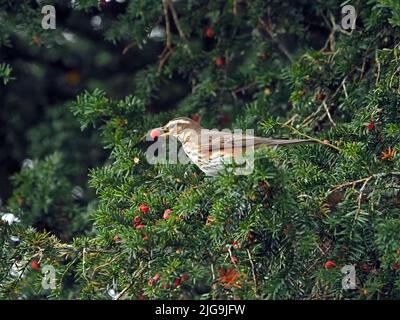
<box><xmin>199</xmin><ymin>130</ymin><xmax>311</xmax><ymax>158</ymax></box>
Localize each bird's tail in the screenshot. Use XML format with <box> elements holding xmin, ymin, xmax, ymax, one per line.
<box><xmin>255</xmin><ymin>138</ymin><xmax>315</xmax><ymax>147</ymax></box>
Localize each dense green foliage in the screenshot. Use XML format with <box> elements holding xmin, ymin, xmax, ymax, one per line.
<box><xmin>1</xmin><ymin>0</ymin><xmax>399</xmax><ymax>300</ymax></box>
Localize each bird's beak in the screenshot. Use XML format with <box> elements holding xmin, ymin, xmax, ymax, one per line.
<box><xmin>159</xmin><ymin>126</ymin><xmax>169</xmax><ymax>137</ymax></box>
<box><xmin>149</xmin><ymin>126</ymin><xmax>168</xmax><ymax>140</ymax></box>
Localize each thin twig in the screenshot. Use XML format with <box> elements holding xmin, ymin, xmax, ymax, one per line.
<box><xmin>227</xmin><ymin>247</ymin><xmax>240</xmax><ymax>272</ymax></box>
<box><xmin>300</xmin><ymin>76</ymin><xmax>348</xmax><ymax>128</ymax></box>
<box><xmin>330</xmin><ymin>172</ymin><xmax>400</xmax><ymax>193</ymax></box>
<box><xmin>246</xmin><ymin>249</ymin><xmax>259</xmax><ymax>298</ymax></box>
<box><xmin>91</xmin><ymin>254</ymin><xmax>122</xmax><ymax>278</ymax></box>
<box><xmin>359</xmin><ymin>55</ymin><xmax>367</xmax><ymax>81</ymax></box>
<box><xmin>281</xmin><ymin>123</ymin><xmax>341</xmax><ymax>151</ymax></box>
<box><xmin>330</xmin><ymin>177</ymin><xmax>371</xmax><ymax>193</ymax></box>
<box><xmin>322</xmin><ymin>100</ymin><xmax>336</xmax><ymax>127</ymax></box>
<box><xmin>162</xmin><ymin>0</ymin><xmax>172</xmax><ymax>47</ymax></box>
<box><xmin>321</xmin><ymin>24</ymin><xmax>336</xmax><ymax>52</ymax></box>
<box><xmin>122</xmin><ymin>42</ymin><xmax>135</xmax><ymax>55</ymax></box>
<box><xmin>114</xmin><ymin>283</ymin><xmax>133</xmax><ymax>300</ymax></box>
<box><xmin>259</xmin><ymin>18</ymin><xmax>293</xmax><ymax>63</ymax></box>
<box><xmin>232</xmin><ymin>81</ymin><xmax>258</xmax><ymax>95</ymax></box>
<box><xmin>342</xmin><ymin>79</ymin><xmax>348</xmax><ymax>99</ymax></box>
<box><xmin>166</xmin><ymin>0</ymin><xmax>186</xmax><ymax>40</ymax></box>
<box><xmin>82</xmin><ymin>248</ymin><xmax>87</xmax><ymax>280</ymax></box>
<box><xmin>54</xmin><ymin>243</ymin><xmax>118</xmax><ymax>254</ymax></box>
<box><xmin>210</xmin><ymin>263</ymin><xmax>218</xmax><ymax>300</ymax></box>
<box><xmin>354</xmin><ymin>176</ymin><xmax>372</xmax><ymax>223</ymax></box>
<box><xmin>159</xmin><ymin>0</ymin><xmax>173</xmax><ymax>70</ymax></box>
<box><xmin>375</xmin><ymin>51</ymin><xmax>381</xmax><ymax>86</ymax></box>
<box><xmin>159</xmin><ymin>47</ymin><xmax>173</xmax><ymax>69</ymax></box>
<box><xmin>300</xmin><ymin>105</ymin><xmax>324</xmax><ymax>128</ymax></box>
<box><xmin>211</xmin><ymin>263</ymin><xmax>216</xmax><ymax>282</ymax></box>
<box><xmin>233</xmin><ymin>0</ymin><xmax>237</xmax><ymax>15</ymax></box>
<box><xmin>284</xmin><ymin>114</ymin><xmax>299</xmax><ymax>126</ymax></box>
<box><xmin>114</xmin><ymin>264</ymin><xmax>146</xmax><ymax>300</ymax></box>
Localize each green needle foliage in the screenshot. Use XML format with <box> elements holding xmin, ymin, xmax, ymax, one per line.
<box><xmin>1</xmin><ymin>0</ymin><xmax>400</xmax><ymax>300</ymax></box>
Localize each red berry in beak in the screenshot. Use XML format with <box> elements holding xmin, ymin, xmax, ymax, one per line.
<box><xmin>150</xmin><ymin>129</ymin><xmax>161</xmax><ymax>140</ymax></box>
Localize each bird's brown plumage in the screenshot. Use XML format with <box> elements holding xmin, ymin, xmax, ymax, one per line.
<box><xmin>157</xmin><ymin>117</ymin><xmax>312</xmax><ymax>175</ymax></box>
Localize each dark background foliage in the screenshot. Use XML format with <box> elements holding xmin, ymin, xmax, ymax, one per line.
<box><xmin>0</xmin><ymin>0</ymin><xmax>399</xmax><ymax>300</ymax></box>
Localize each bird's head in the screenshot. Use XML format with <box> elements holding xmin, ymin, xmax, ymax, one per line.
<box><xmin>158</xmin><ymin>117</ymin><xmax>201</xmax><ymax>139</ymax></box>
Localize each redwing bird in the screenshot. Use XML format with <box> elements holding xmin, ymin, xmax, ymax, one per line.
<box><xmin>153</xmin><ymin>117</ymin><xmax>312</xmax><ymax>176</ymax></box>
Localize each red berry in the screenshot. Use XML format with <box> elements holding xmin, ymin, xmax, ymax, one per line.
<box><xmin>215</xmin><ymin>56</ymin><xmax>225</xmax><ymax>67</ymax></box>
<box><xmin>148</xmin><ymin>279</ymin><xmax>154</xmax><ymax>286</ymax></box>
<box><xmin>361</xmin><ymin>289</ymin><xmax>369</xmax><ymax>296</ymax></box>
<box><xmin>31</xmin><ymin>260</ymin><xmax>40</xmax><ymax>270</ymax></box>
<box><xmin>181</xmin><ymin>274</ymin><xmax>189</xmax><ymax>282</ymax></box>
<box><xmin>205</xmin><ymin>27</ymin><xmax>214</xmax><ymax>38</ymax></box>
<box><xmin>138</xmin><ymin>293</ymin><xmax>146</xmax><ymax>300</ymax></box>
<box><xmin>32</xmin><ymin>35</ymin><xmax>41</xmax><ymax>46</ymax></box>
<box><xmin>173</xmin><ymin>278</ymin><xmax>181</xmax><ymax>287</ymax></box>
<box><xmin>135</xmin><ymin>224</ymin><xmax>145</xmax><ymax>229</ymax></box>
<box><xmin>361</xmin><ymin>263</ymin><xmax>370</xmax><ymax>272</ymax></box>
<box><xmin>139</xmin><ymin>204</ymin><xmax>149</xmax><ymax>214</ymax></box>
<box><xmin>258</xmin><ymin>52</ymin><xmax>268</xmax><ymax>60</ymax></box>
<box><xmin>366</xmin><ymin>122</ymin><xmax>375</xmax><ymax>130</ymax></box>
<box><xmin>150</xmin><ymin>129</ymin><xmax>161</xmax><ymax>140</ymax></box>
<box><xmin>142</xmin><ymin>234</ymin><xmax>149</xmax><ymax>241</ymax></box>
<box><xmin>218</xmin><ymin>114</ymin><xmax>230</xmax><ymax>126</ymax></box>
<box><xmin>153</xmin><ymin>274</ymin><xmax>161</xmax><ymax>281</ymax></box>
<box><xmin>134</xmin><ymin>216</ymin><xmax>141</xmax><ymax>223</ymax></box>
<box><xmin>391</xmin><ymin>263</ymin><xmax>400</xmax><ymax>270</ymax></box>
<box><xmin>191</xmin><ymin>113</ymin><xmax>200</xmax><ymax>123</ymax></box>
<box><xmin>247</xmin><ymin>232</ymin><xmax>255</xmax><ymax>242</ymax></box>
<box><xmin>315</xmin><ymin>91</ymin><xmax>326</xmax><ymax>102</ymax></box>
<box><xmin>324</xmin><ymin>260</ymin><xmax>336</xmax><ymax>269</ymax></box>
<box><xmin>163</xmin><ymin>209</ymin><xmax>172</xmax><ymax>220</ymax></box>
<box><xmin>232</xmin><ymin>241</ymin><xmax>240</xmax><ymax>249</ymax></box>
